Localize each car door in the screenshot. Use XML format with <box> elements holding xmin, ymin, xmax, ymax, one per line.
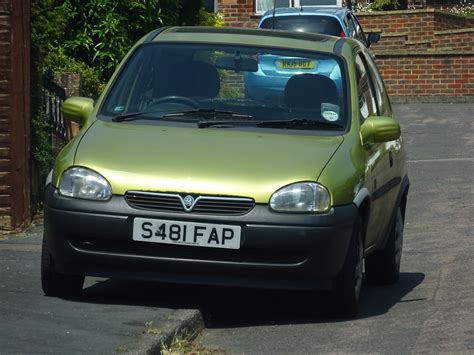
<box><xmin>354</xmin><ymin>51</ymin><xmax>393</xmax><ymax>248</ymax></box>
<box><xmin>363</xmin><ymin>50</ymin><xmax>404</xmax><ymax>237</ymax></box>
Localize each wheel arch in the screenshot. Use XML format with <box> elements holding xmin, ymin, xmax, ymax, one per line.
<box><xmin>399</xmin><ymin>179</ymin><xmax>410</xmax><ymax>222</ymax></box>
<box><xmin>378</xmin><ymin>175</ymin><xmax>410</xmax><ymax>250</ymax></box>
<box><xmin>353</xmin><ymin>187</ymin><xmax>371</xmax><ymax>248</ymax></box>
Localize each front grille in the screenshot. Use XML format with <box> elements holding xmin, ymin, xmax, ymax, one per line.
<box><xmin>125</xmin><ymin>191</ymin><xmax>255</xmax><ymax>215</ymax></box>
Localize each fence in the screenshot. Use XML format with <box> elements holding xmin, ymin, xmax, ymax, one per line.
<box><xmin>43</xmin><ymin>70</ymin><xmax>69</xmax><ymax>144</ymax></box>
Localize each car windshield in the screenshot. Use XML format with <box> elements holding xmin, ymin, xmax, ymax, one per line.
<box><xmin>100</xmin><ymin>43</ymin><xmax>348</xmax><ymax>131</ymax></box>
<box><xmin>260</xmin><ymin>15</ymin><xmax>344</xmax><ymax>37</ymax></box>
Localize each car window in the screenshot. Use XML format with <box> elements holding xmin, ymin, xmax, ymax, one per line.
<box><xmin>363</xmin><ymin>51</ymin><xmax>392</xmax><ymax>117</ymax></box>
<box><xmin>346</xmin><ymin>14</ymin><xmax>356</xmax><ymax>38</ymax></box>
<box><xmin>100</xmin><ymin>43</ymin><xmax>348</xmax><ymax>131</ymax></box>
<box><xmin>355</xmin><ymin>53</ymin><xmax>377</xmax><ymax>121</ymax></box>
<box><xmin>260</xmin><ymin>15</ymin><xmax>344</xmax><ymax>37</ymax></box>
<box><xmin>342</xmin><ymin>16</ymin><xmax>350</xmax><ymax>36</ymax></box>
<box><xmin>350</xmin><ymin>14</ymin><xmax>368</xmax><ymax>46</ymax></box>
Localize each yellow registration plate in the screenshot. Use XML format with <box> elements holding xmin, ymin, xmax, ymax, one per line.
<box><xmin>277</xmin><ymin>59</ymin><xmax>316</xmax><ymax>70</ymax></box>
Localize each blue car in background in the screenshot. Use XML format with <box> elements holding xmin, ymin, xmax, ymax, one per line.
<box><xmin>244</xmin><ymin>6</ymin><xmax>380</xmax><ymax>103</ymax></box>
<box><xmin>259</xmin><ymin>6</ymin><xmax>379</xmax><ymax>47</ymax></box>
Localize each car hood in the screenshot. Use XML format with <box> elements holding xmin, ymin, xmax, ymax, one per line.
<box><xmin>73</xmin><ymin>120</ymin><xmax>343</xmax><ymax>203</ymax></box>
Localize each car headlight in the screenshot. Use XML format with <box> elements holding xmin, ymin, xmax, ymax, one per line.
<box><xmin>269</xmin><ymin>182</ymin><xmax>330</xmax><ymax>213</ymax></box>
<box><xmin>59</xmin><ymin>167</ymin><xmax>112</xmax><ymax>201</ymax></box>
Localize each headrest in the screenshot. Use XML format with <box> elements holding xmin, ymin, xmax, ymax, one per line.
<box><xmin>284</xmin><ymin>74</ymin><xmax>338</xmax><ymax>110</ymax></box>
<box><xmin>188</xmin><ymin>61</ymin><xmax>221</xmax><ymax>99</ymax></box>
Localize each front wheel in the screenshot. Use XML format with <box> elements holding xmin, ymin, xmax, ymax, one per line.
<box><xmin>331</xmin><ymin>217</ymin><xmax>364</xmax><ymax>318</ymax></box>
<box><xmin>365</xmin><ymin>207</ymin><xmax>404</xmax><ymax>285</ymax></box>
<box><xmin>41</xmin><ymin>237</ymin><xmax>84</xmax><ymax>297</ymax></box>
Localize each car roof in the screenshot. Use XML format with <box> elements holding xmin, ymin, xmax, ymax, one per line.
<box><xmin>261</xmin><ymin>6</ymin><xmax>350</xmax><ymax>20</ymax></box>
<box><xmin>152</xmin><ymin>26</ymin><xmax>352</xmax><ymax>55</ymax></box>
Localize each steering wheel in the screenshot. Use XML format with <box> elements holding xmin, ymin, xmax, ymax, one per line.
<box><xmin>153</xmin><ymin>95</ymin><xmax>200</xmax><ymax>109</ymax></box>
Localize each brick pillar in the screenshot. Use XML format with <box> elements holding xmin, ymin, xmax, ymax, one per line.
<box><xmin>0</xmin><ymin>0</ymin><xmax>31</xmax><ymax>230</ymax></box>
<box><xmin>55</xmin><ymin>73</ymin><xmax>82</xmax><ymax>138</ymax></box>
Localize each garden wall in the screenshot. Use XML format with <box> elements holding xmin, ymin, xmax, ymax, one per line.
<box><xmin>357</xmin><ymin>10</ymin><xmax>473</xmax><ymax>102</ymax></box>
<box><xmin>356</xmin><ymin>9</ymin><xmax>474</xmax><ymax>51</ymax></box>
<box><xmin>376</xmin><ymin>52</ymin><xmax>473</xmax><ymax>101</ymax></box>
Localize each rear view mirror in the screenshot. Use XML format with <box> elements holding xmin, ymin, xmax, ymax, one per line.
<box><xmin>360</xmin><ymin>116</ymin><xmax>400</xmax><ymax>145</ymax></box>
<box><xmin>215</xmin><ymin>55</ymin><xmax>258</xmax><ymax>72</ymax></box>
<box><xmin>367</xmin><ymin>32</ymin><xmax>381</xmax><ymax>47</ymax></box>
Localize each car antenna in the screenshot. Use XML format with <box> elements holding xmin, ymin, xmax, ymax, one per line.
<box><xmin>272</xmin><ymin>0</ymin><xmax>276</xmax><ymax>29</ymax></box>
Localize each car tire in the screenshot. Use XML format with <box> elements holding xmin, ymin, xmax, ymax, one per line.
<box><xmin>331</xmin><ymin>217</ymin><xmax>364</xmax><ymax>318</ymax></box>
<box><xmin>365</xmin><ymin>206</ymin><xmax>404</xmax><ymax>285</ymax></box>
<box><xmin>41</xmin><ymin>237</ymin><xmax>84</xmax><ymax>297</ymax></box>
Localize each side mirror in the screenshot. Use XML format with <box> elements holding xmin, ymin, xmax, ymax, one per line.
<box><xmin>367</xmin><ymin>32</ymin><xmax>381</xmax><ymax>47</ymax></box>
<box><xmin>62</xmin><ymin>97</ymin><xmax>94</xmax><ymax>124</ymax></box>
<box><xmin>360</xmin><ymin>116</ymin><xmax>401</xmax><ymax>145</ymax></box>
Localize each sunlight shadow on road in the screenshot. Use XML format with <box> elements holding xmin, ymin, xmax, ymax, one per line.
<box><xmin>76</xmin><ymin>272</ymin><xmax>424</xmax><ymax>328</ymax></box>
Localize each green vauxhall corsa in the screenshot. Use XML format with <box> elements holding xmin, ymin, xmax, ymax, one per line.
<box><xmin>42</xmin><ymin>27</ymin><xmax>409</xmax><ymax>317</ymax></box>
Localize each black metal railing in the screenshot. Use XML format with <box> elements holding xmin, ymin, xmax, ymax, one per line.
<box><xmin>43</xmin><ymin>70</ymin><xmax>68</xmax><ymax>141</ymax></box>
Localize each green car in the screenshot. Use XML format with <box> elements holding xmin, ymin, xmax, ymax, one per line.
<box><xmin>42</xmin><ymin>27</ymin><xmax>408</xmax><ymax>317</ymax></box>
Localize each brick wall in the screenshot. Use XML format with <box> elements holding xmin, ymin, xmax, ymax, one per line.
<box><xmin>376</xmin><ymin>53</ymin><xmax>473</xmax><ymax>100</ymax></box>
<box><xmin>0</xmin><ymin>0</ymin><xmax>31</xmax><ymax>230</ymax></box>
<box><xmin>356</xmin><ymin>10</ymin><xmax>473</xmax><ymax>101</ymax></box>
<box><xmin>357</xmin><ymin>10</ymin><xmax>436</xmax><ymax>43</ymax></box>
<box><xmin>218</xmin><ymin>0</ymin><xmax>258</xmax><ymax>27</ymax></box>
<box><xmin>434</xmin><ymin>11</ymin><xmax>474</xmax><ymax>31</ymax></box>
<box><xmin>357</xmin><ymin>9</ymin><xmax>474</xmax><ymax>51</ymax></box>
<box><xmin>0</xmin><ymin>1</ymin><xmax>12</xmax><ymax>229</ymax></box>
<box><xmin>433</xmin><ymin>29</ymin><xmax>473</xmax><ymax>51</ymax></box>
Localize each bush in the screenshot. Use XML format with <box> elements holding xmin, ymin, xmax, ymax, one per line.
<box><xmin>368</xmin><ymin>0</ymin><xmax>400</xmax><ymax>11</ymax></box>
<box><xmin>42</xmin><ymin>47</ymin><xmax>105</xmax><ymax>99</ymax></box>
<box><xmin>60</xmin><ymin>0</ymin><xmax>181</xmax><ymax>80</ymax></box>
<box><xmin>444</xmin><ymin>0</ymin><xmax>474</xmax><ymax>17</ymax></box>
<box><xmin>195</xmin><ymin>8</ymin><xmax>225</xmax><ymax>27</ymax></box>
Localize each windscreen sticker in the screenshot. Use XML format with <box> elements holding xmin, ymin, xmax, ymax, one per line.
<box><xmin>114</xmin><ymin>106</ymin><xmax>125</xmax><ymax>113</ymax></box>
<box><xmin>321</xmin><ymin>102</ymin><xmax>340</xmax><ymax>122</ymax></box>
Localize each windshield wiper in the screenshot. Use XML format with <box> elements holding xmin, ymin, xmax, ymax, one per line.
<box><xmin>112</xmin><ymin>108</ymin><xmax>253</xmax><ymax>123</ymax></box>
<box><xmin>257</xmin><ymin>118</ymin><xmax>344</xmax><ymax>129</ymax></box>
<box><xmin>198</xmin><ymin>118</ymin><xmax>343</xmax><ymax>129</ymax></box>
<box><xmin>162</xmin><ymin>108</ymin><xmax>253</xmax><ymax>120</ymax></box>
<box><xmin>112</xmin><ymin>110</ymin><xmax>163</xmax><ymax>122</ymax></box>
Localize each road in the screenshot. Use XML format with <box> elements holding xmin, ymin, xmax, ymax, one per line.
<box><xmin>195</xmin><ymin>103</ymin><xmax>474</xmax><ymax>353</ymax></box>
<box><xmin>0</xmin><ymin>225</ymin><xmax>199</xmax><ymax>354</ymax></box>
<box><xmin>0</xmin><ymin>103</ymin><xmax>472</xmax><ymax>354</ymax></box>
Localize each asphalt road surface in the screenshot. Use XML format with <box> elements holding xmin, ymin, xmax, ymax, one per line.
<box><xmin>196</xmin><ymin>103</ymin><xmax>474</xmax><ymax>353</ymax></box>
<box><xmin>0</xmin><ymin>103</ymin><xmax>472</xmax><ymax>354</ymax></box>
<box><xmin>0</xmin><ymin>225</ymin><xmax>200</xmax><ymax>354</ymax></box>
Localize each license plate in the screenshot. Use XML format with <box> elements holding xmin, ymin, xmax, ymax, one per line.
<box><xmin>277</xmin><ymin>59</ymin><xmax>316</xmax><ymax>70</ymax></box>
<box><xmin>133</xmin><ymin>218</ymin><xmax>241</xmax><ymax>250</ymax></box>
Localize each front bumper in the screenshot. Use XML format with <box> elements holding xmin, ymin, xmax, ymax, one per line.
<box><xmin>44</xmin><ymin>185</ymin><xmax>358</xmax><ymax>290</ymax></box>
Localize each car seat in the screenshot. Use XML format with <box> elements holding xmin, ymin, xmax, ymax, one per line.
<box><xmin>156</xmin><ymin>61</ymin><xmax>221</xmax><ymax>100</ymax></box>
<box><xmin>284</xmin><ymin>73</ymin><xmax>338</xmax><ymax>110</ymax></box>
